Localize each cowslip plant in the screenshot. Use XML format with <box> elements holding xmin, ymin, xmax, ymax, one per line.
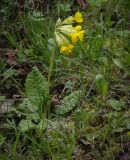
<box><xmin>48</xmin><ymin>11</ymin><xmax>85</xmax><ymax>88</ymax></box>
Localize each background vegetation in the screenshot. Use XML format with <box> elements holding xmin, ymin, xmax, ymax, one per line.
<box><xmin>0</xmin><ymin>0</ymin><xmax>130</xmax><ymax>159</ymax></box>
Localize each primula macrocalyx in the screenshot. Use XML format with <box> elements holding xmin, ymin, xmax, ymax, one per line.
<box><xmin>54</xmin><ymin>11</ymin><xmax>84</xmax><ymax>55</ymax></box>
<box><xmin>60</xmin><ymin>44</ymin><xmax>74</xmax><ymax>55</ymax></box>
<box><xmin>73</xmin><ymin>12</ymin><xmax>83</xmax><ymax>23</ymax></box>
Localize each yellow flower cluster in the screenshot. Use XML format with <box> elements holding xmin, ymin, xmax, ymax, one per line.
<box><xmin>54</xmin><ymin>11</ymin><xmax>85</xmax><ymax>55</ymax></box>
<box><xmin>70</xmin><ymin>26</ymin><xmax>85</xmax><ymax>44</ymax></box>
<box><xmin>60</xmin><ymin>44</ymin><xmax>74</xmax><ymax>55</ymax></box>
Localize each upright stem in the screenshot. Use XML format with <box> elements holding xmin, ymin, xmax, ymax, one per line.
<box><xmin>48</xmin><ymin>47</ymin><xmax>55</xmax><ymax>89</ymax></box>
<box><xmin>47</xmin><ymin>39</ymin><xmax>56</xmax><ymax>117</ymax></box>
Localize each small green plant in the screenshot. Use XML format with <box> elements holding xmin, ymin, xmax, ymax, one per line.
<box><xmin>95</xmin><ymin>74</ymin><xmax>109</xmax><ymax>98</ymax></box>
<box><xmin>17</xmin><ymin>67</ymin><xmax>49</xmax><ymax>133</ymax></box>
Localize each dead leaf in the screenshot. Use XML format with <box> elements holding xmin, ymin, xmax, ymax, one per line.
<box><xmin>0</xmin><ymin>99</ymin><xmax>14</xmax><ymax>114</ymax></box>
<box><xmin>6</xmin><ymin>50</ymin><xmax>17</xmax><ymax>66</ymax></box>
<box><xmin>51</xmin><ymin>94</ymin><xmax>61</xmax><ymax>106</ymax></box>
<box><xmin>76</xmin><ymin>0</ymin><xmax>88</xmax><ymax>10</ymax></box>
<box><xmin>119</xmin><ymin>153</ymin><xmax>130</xmax><ymax>160</ymax></box>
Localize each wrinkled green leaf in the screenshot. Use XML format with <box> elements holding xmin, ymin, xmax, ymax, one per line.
<box><xmin>108</xmin><ymin>99</ymin><xmax>125</xmax><ymax>111</ymax></box>
<box><xmin>36</xmin><ymin>119</ymin><xmax>47</xmax><ymax>131</ymax></box>
<box><xmin>114</xmin><ymin>58</ymin><xmax>124</xmax><ymax>69</ymax></box>
<box><xmin>18</xmin><ymin>119</ymin><xmax>35</xmax><ymax>132</ymax></box>
<box><xmin>55</xmin><ymin>91</ymin><xmax>82</xmax><ymax>115</ymax></box>
<box><xmin>3</xmin><ymin>68</ymin><xmax>18</xmax><ymax>80</ymax></box>
<box><xmin>25</xmin><ymin>67</ymin><xmax>49</xmax><ymax>114</ymax></box>
<box><xmin>18</xmin><ymin>98</ymin><xmax>36</xmax><ymax>112</ymax></box>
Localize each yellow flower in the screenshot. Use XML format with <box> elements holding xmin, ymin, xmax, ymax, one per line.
<box><xmin>73</xmin><ymin>11</ymin><xmax>83</xmax><ymax>23</ymax></box>
<box><xmin>74</xmin><ymin>25</ymin><xmax>82</xmax><ymax>31</ymax></box>
<box><xmin>70</xmin><ymin>33</ymin><xmax>79</xmax><ymax>43</ymax></box>
<box><xmin>68</xmin><ymin>44</ymin><xmax>74</xmax><ymax>50</ymax></box>
<box><xmin>60</xmin><ymin>46</ymin><xmax>67</xmax><ymax>53</ymax></box>
<box><xmin>70</xmin><ymin>30</ymin><xmax>85</xmax><ymax>43</ymax></box>
<box><xmin>54</xmin><ymin>11</ymin><xmax>84</xmax><ymax>54</ymax></box>
<box><xmin>77</xmin><ymin>30</ymin><xmax>85</xmax><ymax>41</ymax></box>
<box><xmin>60</xmin><ymin>44</ymin><xmax>74</xmax><ymax>55</ymax></box>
